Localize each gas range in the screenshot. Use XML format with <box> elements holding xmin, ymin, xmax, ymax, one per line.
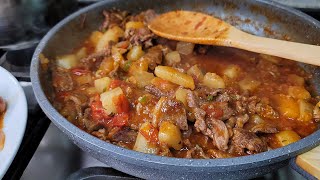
<box><xmin>1</xmin><ymin>1</ymin><xmax>319</xmax><ymax>180</ymax></box>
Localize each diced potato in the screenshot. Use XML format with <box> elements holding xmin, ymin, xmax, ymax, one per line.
<box><xmin>56</xmin><ymin>54</ymin><xmax>78</xmax><ymax>69</ymax></box>
<box><xmin>154</xmin><ymin>66</ymin><xmax>195</xmax><ymax>90</ymax></box>
<box><xmin>288</xmin><ymin>86</ymin><xmax>311</xmax><ymax>100</ymax></box>
<box><xmin>125</xmin><ymin>21</ymin><xmax>145</xmax><ymax>30</ymax></box>
<box><xmin>75</xmin><ymin>74</ymin><xmax>92</xmax><ymax>85</ymax></box>
<box><xmin>111</xmin><ymin>47</ymin><xmax>125</xmax><ymax>63</ymax></box>
<box><xmin>128</xmin><ymin>59</ymin><xmax>149</xmax><ymax>75</ymax></box>
<box><xmin>259</xmin><ymin>54</ymin><xmax>281</xmax><ymax>64</ymax></box>
<box><xmin>287</xmin><ymin>74</ymin><xmax>305</xmax><ymax>86</ymax></box>
<box><xmin>187</xmin><ymin>65</ymin><xmax>204</xmax><ymax>82</ymax></box>
<box><xmin>133</xmin><ymin>122</ymin><xmax>159</xmax><ymax>154</ymax></box>
<box><xmin>39</xmin><ymin>54</ymin><xmax>49</xmax><ymax>64</ymax></box>
<box><xmin>274</xmin><ymin>130</ymin><xmax>301</xmax><ymax>147</ymax></box>
<box><xmin>223</xmin><ymin>65</ymin><xmax>241</xmax><ymax>79</ymax></box>
<box><xmin>164</xmin><ymin>51</ymin><xmax>181</xmax><ymax>66</ymax></box>
<box><xmin>175</xmin><ymin>88</ymin><xmax>188</xmax><ymax>106</ymax></box>
<box><xmin>76</xmin><ymin>47</ymin><xmax>87</xmax><ymax>60</ymax></box>
<box><xmin>238</xmin><ymin>77</ymin><xmax>261</xmax><ymax>92</ymax></box>
<box><xmin>133</xmin><ymin>71</ymin><xmax>155</xmax><ymax>88</ymax></box>
<box><xmin>89</xmin><ymin>31</ymin><xmax>103</xmax><ymax>47</ymax></box>
<box><xmin>158</xmin><ymin>121</ymin><xmax>182</xmax><ymax>150</ymax></box>
<box><xmin>100</xmin><ymin>87</ymin><xmax>123</xmax><ymax>115</ymax></box>
<box><xmin>84</xmin><ymin>87</ymin><xmax>98</xmax><ymax>96</ymax></box>
<box><xmin>96</xmin><ymin>26</ymin><xmax>124</xmax><ymax>52</ymax></box>
<box><xmin>94</xmin><ymin>77</ymin><xmax>111</xmax><ymax>93</ymax></box>
<box><xmin>273</xmin><ymin>94</ymin><xmax>300</xmax><ymax>119</ymax></box>
<box><xmin>203</xmin><ymin>72</ymin><xmax>225</xmax><ymax>89</ymax></box>
<box><xmin>298</xmin><ymin>100</ymin><xmax>313</xmax><ymax>122</ymax></box>
<box><xmin>98</xmin><ymin>57</ymin><xmax>114</xmax><ymax>76</ymax></box>
<box><xmin>176</xmin><ymin>42</ymin><xmax>195</xmax><ymax>55</ymax></box>
<box><xmin>127</xmin><ymin>45</ymin><xmax>145</xmax><ymax>61</ymax></box>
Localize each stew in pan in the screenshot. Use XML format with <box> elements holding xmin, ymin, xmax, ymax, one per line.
<box><xmin>44</xmin><ymin>10</ymin><xmax>320</xmax><ymax>158</ymax></box>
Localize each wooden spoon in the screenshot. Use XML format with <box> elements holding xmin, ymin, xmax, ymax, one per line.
<box><xmin>148</xmin><ymin>10</ymin><xmax>320</xmax><ymax>66</ymax></box>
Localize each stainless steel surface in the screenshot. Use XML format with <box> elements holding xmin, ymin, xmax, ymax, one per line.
<box><xmin>0</xmin><ymin>0</ymin><xmax>77</xmax><ymax>50</ymax></box>
<box><xmin>21</xmin><ymin>124</ymin><xmax>108</xmax><ymax>180</ymax></box>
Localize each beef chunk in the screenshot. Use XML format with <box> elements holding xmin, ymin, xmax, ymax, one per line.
<box><xmin>231</xmin><ymin>128</ymin><xmax>267</xmax><ymax>155</ymax></box>
<box><xmin>250</xmin><ymin>123</ymin><xmax>278</xmax><ymax>134</ymax></box>
<box><xmin>101</xmin><ymin>10</ymin><xmax>127</xmax><ymax>31</ymax></box>
<box><xmin>247</xmin><ymin>97</ymin><xmax>279</xmax><ymax>119</ymax></box>
<box><xmin>142</xmin><ymin>9</ymin><xmax>157</xmax><ymax>23</ymax></box>
<box><xmin>206</xmin><ymin>118</ymin><xmax>229</xmax><ymax>151</ymax></box>
<box><xmin>112</xmin><ymin>128</ymin><xmax>137</xmax><ymax>143</ymax></box>
<box><xmin>140</xmin><ymin>45</ymin><xmax>163</xmax><ymax>69</ymax></box>
<box><xmin>152</xmin><ymin>97</ymin><xmax>188</xmax><ymax>130</ymax></box>
<box><xmin>234</xmin><ymin>114</ymin><xmax>249</xmax><ymax>128</ymax></box>
<box><xmin>126</xmin><ymin>27</ymin><xmax>154</xmax><ymax>48</ymax></box>
<box><xmin>196</xmin><ymin>86</ymin><xmax>223</xmax><ymax>99</ymax></box>
<box><xmin>218</xmin><ymin>102</ymin><xmax>234</xmax><ymax>120</ymax></box>
<box><xmin>52</xmin><ymin>67</ymin><xmax>74</xmax><ymax>92</ymax></box>
<box><xmin>207</xmin><ymin>149</ymin><xmax>234</xmax><ymax>158</ymax></box>
<box><xmin>0</xmin><ymin>97</ymin><xmax>6</xmax><ymax>114</ymax></box>
<box><xmin>186</xmin><ymin>90</ymin><xmax>206</xmax><ymax>133</ymax></box>
<box><xmin>145</xmin><ymin>84</ymin><xmax>174</xmax><ymax>98</ymax></box>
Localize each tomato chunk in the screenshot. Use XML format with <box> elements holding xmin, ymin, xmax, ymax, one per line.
<box><xmin>140</xmin><ymin>123</ymin><xmax>159</xmax><ymax>143</ymax></box>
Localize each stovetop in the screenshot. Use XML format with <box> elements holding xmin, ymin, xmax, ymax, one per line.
<box><xmin>1</xmin><ymin>1</ymin><xmax>319</xmax><ymax>180</ymax></box>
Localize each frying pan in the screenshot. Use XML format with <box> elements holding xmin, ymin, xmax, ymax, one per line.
<box><xmin>30</xmin><ymin>0</ymin><xmax>320</xmax><ymax>179</ymax></box>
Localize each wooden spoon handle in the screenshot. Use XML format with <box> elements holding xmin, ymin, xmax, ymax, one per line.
<box><xmin>229</xmin><ymin>28</ymin><xmax>320</xmax><ymax>66</ymax></box>
<box><xmin>296</xmin><ymin>145</ymin><xmax>320</xmax><ymax>179</ymax></box>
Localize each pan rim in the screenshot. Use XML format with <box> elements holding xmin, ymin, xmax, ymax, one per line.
<box><xmin>31</xmin><ymin>0</ymin><xmax>320</xmax><ymax>171</ymax></box>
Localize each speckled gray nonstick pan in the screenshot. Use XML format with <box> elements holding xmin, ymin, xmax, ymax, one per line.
<box><xmin>30</xmin><ymin>0</ymin><xmax>320</xmax><ymax>179</ymax></box>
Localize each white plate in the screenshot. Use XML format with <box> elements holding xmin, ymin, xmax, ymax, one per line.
<box><xmin>0</xmin><ymin>67</ymin><xmax>27</xmax><ymax>178</ymax></box>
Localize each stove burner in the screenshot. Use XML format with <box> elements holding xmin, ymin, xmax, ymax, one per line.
<box><xmin>0</xmin><ymin>45</ymin><xmax>36</xmax><ymax>79</ymax></box>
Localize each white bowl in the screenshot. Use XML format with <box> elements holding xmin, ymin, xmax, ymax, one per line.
<box><xmin>0</xmin><ymin>67</ymin><xmax>27</xmax><ymax>178</ymax></box>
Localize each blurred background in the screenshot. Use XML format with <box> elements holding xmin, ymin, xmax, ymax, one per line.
<box><xmin>0</xmin><ymin>0</ymin><xmax>319</xmax><ymax>179</ymax></box>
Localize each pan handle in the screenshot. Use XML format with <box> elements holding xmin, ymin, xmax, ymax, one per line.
<box><xmin>289</xmin><ymin>146</ymin><xmax>320</xmax><ymax>179</ymax></box>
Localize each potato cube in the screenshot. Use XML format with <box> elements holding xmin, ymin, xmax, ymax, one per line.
<box><xmin>288</xmin><ymin>86</ymin><xmax>311</xmax><ymax>100</ymax></box>
<box><xmin>133</xmin><ymin>71</ymin><xmax>155</xmax><ymax>88</ymax></box>
<box><xmin>94</xmin><ymin>77</ymin><xmax>111</xmax><ymax>93</ymax></box>
<box><xmin>125</xmin><ymin>21</ymin><xmax>145</xmax><ymax>30</ymax></box>
<box><xmin>287</xmin><ymin>74</ymin><xmax>305</xmax><ymax>86</ymax></box>
<box><xmin>127</xmin><ymin>45</ymin><xmax>145</xmax><ymax>61</ymax></box>
<box><xmin>96</xmin><ymin>26</ymin><xmax>124</xmax><ymax>52</ymax></box>
<box><xmin>154</xmin><ymin>66</ymin><xmax>195</xmax><ymax>90</ymax></box>
<box><xmin>89</xmin><ymin>31</ymin><xmax>103</xmax><ymax>47</ymax></box>
<box><xmin>133</xmin><ymin>122</ymin><xmax>159</xmax><ymax>154</ymax></box>
<box><xmin>56</xmin><ymin>54</ymin><xmax>78</xmax><ymax>69</ymax></box>
<box><xmin>128</xmin><ymin>59</ymin><xmax>149</xmax><ymax>75</ymax></box>
<box><xmin>176</xmin><ymin>42</ymin><xmax>195</xmax><ymax>55</ymax></box>
<box><xmin>298</xmin><ymin>100</ymin><xmax>313</xmax><ymax>122</ymax></box>
<box><xmin>98</xmin><ymin>57</ymin><xmax>115</xmax><ymax>76</ymax></box>
<box><xmin>273</xmin><ymin>94</ymin><xmax>300</xmax><ymax>119</ymax></box>
<box><xmin>203</xmin><ymin>72</ymin><xmax>225</xmax><ymax>89</ymax></box>
<box><xmin>164</xmin><ymin>51</ymin><xmax>181</xmax><ymax>66</ymax></box>
<box><xmin>158</xmin><ymin>121</ymin><xmax>182</xmax><ymax>150</ymax></box>
<box><xmin>223</xmin><ymin>65</ymin><xmax>241</xmax><ymax>79</ymax></box>
<box><xmin>100</xmin><ymin>87</ymin><xmax>123</xmax><ymax>115</ymax></box>
<box><xmin>239</xmin><ymin>77</ymin><xmax>261</xmax><ymax>92</ymax></box>
<box><xmin>187</xmin><ymin>65</ymin><xmax>204</xmax><ymax>82</ymax></box>
<box><xmin>275</xmin><ymin>130</ymin><xmax>301</xmax><ymax>147</ymax></box>
<box><xmin>76</xmin><ymin>47</ymin><xmax>87</xmax><ymax>60</ymax></box>
<box><xmin>259</xmin><ymin>54</ymin><xmax>281</xmax><ymax>64</ymax></box>
<box><xmin>175</xmin><ymin>88</ymin><xmax>188</xmax><ymax>106</ymax></box>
